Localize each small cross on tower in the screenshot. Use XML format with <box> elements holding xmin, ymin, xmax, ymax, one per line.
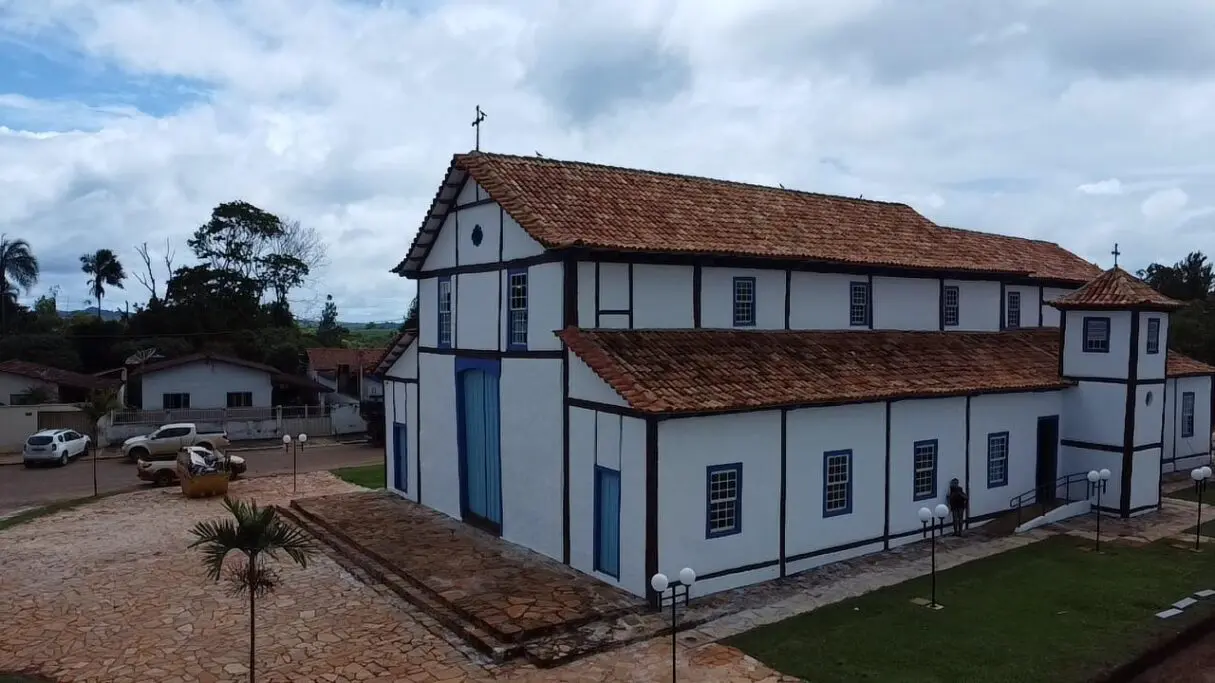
<box><xmin>471</xmin><ymin>105</ymin><xmax>487</xmax><ymax>152</ymax></box>
<box><xmin>1111</xmin><ymin>243</ymin><xmax>1121</xmax><ymax>268</ymax></box>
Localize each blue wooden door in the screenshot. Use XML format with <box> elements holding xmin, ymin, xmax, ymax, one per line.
<box><xmin>458</xmin><ymin>365</ymin><xmax>502</xmax><ymax>530</ymax></box>
<box><xmin>594</xmin><ymin>466</ymin><xmax>621</xmax><ymax>577</ymax></box>
<box><xmin>393</xmin><ymin>422</ymin><xmax>408</xmax><ymax>492</ymax></box>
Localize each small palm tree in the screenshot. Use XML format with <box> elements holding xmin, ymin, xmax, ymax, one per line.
<box><xmin>189</xmin><ymin>498</ymin><xmax>314</xmax><ymax>683</ymax></box>
<box><xmin>0</xmin><ymin>235</ymin><xmax>39</xmax><ymax>333</ymax></box>
<box><xmin>79</xmin><ymin>249</ymin><xmax>126</xmax><ymax>320</ymax></box>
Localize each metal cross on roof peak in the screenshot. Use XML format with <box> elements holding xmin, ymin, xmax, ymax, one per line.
<box><xmin>471</xmin><ymin>105</ymin><xmax>487</xmax><ymax>152</ymax></box>
<box><xmin>1111</xmin><ymin>243</ymin><xmax>1121</xmax><ymax>267</ymax></box>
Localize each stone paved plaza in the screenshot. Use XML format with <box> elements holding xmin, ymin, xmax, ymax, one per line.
<box><xmin>0</xmin><ymin>473</ymin><xmax>794</xmax><ymax>682</ymax></box>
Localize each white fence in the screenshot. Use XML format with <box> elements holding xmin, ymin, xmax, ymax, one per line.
<box><xmin>99</xmin><ymin>404</ymin><xmax>366</xmax><ymax>446</ymax></box>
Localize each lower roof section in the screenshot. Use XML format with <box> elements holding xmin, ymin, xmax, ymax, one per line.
<box><xmin>557</xmin><ymin>327</ymin><xmax>1215</xmax><ymax>416</ymax></box>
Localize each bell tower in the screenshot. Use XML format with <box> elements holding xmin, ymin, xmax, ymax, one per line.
<box><xmin>1053</xmin><ymin>267</ymin><xmax>1182</xmax><ymax>517</ymax></box>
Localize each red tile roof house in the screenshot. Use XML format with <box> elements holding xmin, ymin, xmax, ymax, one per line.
<box><xmin>305</xmin><ymin>347</ymin><xmax>386</xmax><ymax>404</ymax></box>
<box><xmin>380</xmin><ymin>152</ymin><xmax>1215</xmax><ymax>605</ymax></box>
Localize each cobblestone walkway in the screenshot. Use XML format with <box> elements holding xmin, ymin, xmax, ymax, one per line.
<box><xmin>0</xmin><ymin>473</ymin><xmax>791</xmax><ymax>682</ymax></box>
<box><xmin>293</xmin><ymin>491</ymin><xmax>643</xmax><ymax>640</ymax></box>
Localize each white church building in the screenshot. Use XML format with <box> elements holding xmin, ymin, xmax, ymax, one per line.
<box><xmin>378</xmin><ymin>152</ymin><xmax>1215</xmax><ymax>604</ymax></box>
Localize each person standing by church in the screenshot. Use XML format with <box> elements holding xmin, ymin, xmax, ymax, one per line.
<box><xmin>947</xmin><ymin>478</ymin><xmax>968</xmax><ymax>536</ymax></box>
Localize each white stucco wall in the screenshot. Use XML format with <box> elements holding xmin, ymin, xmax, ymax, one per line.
<box><xmin>1061</xmin><ymin>382</ymin><xmax>1126</xmax><ymax>447</ymax></box>
<box><xmin>455</xmin><ymin>271</ymin><xmax>498</xmax><ymax>351</ymax></box>
<box><xmin>418</xmin><ymin>192</ymin><xmax>545</xmax><ymax>272</ymax></box>
<box><xmin>385</xmin><ymin>378</ymin><xmax>419</xmax><ymax>502</ymax></box>
<box><xmin>966</xmin><ymin>392</ymin><xmax>1063</xmax><ymax>519</ymax></box>
<box><xmin>417</xmin><ymin>352</ymin><xmax>460</xmax><ymax>518</ymax></box>
<box><xmin>700</xmin><ymin>267</ymin><xmax>785</xmax><ymax>329</ymax></box>
<box><xmin>887</xmin><ymin>397</ymin><xmax>967</xmax><ymax>539</ymax></box>
<box><xmin>140</xmin><ymin>361</ymin><xmax>272</xmax><ymax>410</ymax></box>
<box><xmin>1062</xmin><ymin>310</ymin><xmax>1132</xmax><ymax>379</ymax></box>
<box><xmin>497</xmin><ymin>261</ymin><xmax>562</xmax><ymax>352</ymax></box>
<box><xmin>501</xmin><ymin>212</ymin><xmax>545</xmax><ymax>261</ymax></box>
<box><xmin>1164</xmin><ymin>376</ymin><xmax>1212</xmax><ymax>467</ymax></box>
<box><xmin>455</xmin><ymin>202</ymin><xmax>501</xmax><ymax>267</ymax></box>
<box><xmin>872</xmin><ymin>276</ymin><xmax>938</xmax><ymax>331</ymax></box>
<box><xmin>421</xmin><ymin>213</ymin><xmax>457</xmax><ymax>272</ymax></box>
<box><xmin>784</xmin><ymin>402</ymin><xmax>887</xmax><ymax>575</ymax></box>
<box><xmin>568</xmin><ymin>407</ymin><xmax>647</xmax><ymax>596</ymax></box>
<box><xmin>658</xmin><ymin>411</ymin><xmax>783</xmax><ymax>595</ymax></box>
<box><xmin>787</xmin><ymin>272</ymin><xmax>857</xmax><ymax>329</ymax></box>
<box><xmin>1004</xmin><ymin>285</ymin><xmax>1040</xmax><ymax>328</ymax></box>
<box><xmin>0</xmin><ymin>372</ymin><xmax>57</xmax><ymax>404</ymax></box>
<box><xmin>499</xmin><ymin>358</ymin><xmax>564</xmax><ymax>560</ymax></box>
<box><xmin>942</xmin><ymin>280</ymin><xmax>1000</xmax><ymax>331</ymax></box>
<box><xmin>1041</xmin><ymin>288</ymin><xmax>1072</xmax><ymax>327</ymax></box>
<box><xmin>632</xmin><ymin>265</ymin><xmax>694</xmax><ymax>329</ymax></box>
<box><xmin>1136</xmin><ymin>313</ymin><xmax>1168</xmax><ymax>381</ymax></box>
<box><xmin>567</xmin><ymin>353</ymin><xmax>627</xmax><ymax>406</ymax></box>
<box><xmin>418</xmin><ymin>278</ymin><xmax>438</xmax><ymax>348</ymax></box>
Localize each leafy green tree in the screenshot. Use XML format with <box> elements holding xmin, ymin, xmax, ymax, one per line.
<box><xmin>399</xmin><ymin>295</ymin><xmax>418</xmax><ymax>333</ymax></box>
<box><xmin>0</xmin><ymin>235</ymin><xmax>38</xmax><ymax>333</ymax></box>
<box><xmin>189</xmin><ymin>497</ymin><xmax>314</xmax><ymax>683</ymax></box>
<box><xmin>0</xmin><ymin>333</ymin><xmax>82</xmax><ymax>371</ymax></box>
<box><xmin>80</xmin><ymin>249</ymin><xmax>127</xmax><ymax>320</ymax></box>
<box><xmin>1139</xmin><ymin>252</ymin><xmax>1214</xmax><ymax>302</ymax></box>
<box><xmin>316</xmin><ymin>294</ymin><xmax>348</xmax><ymax>347</ymax></box>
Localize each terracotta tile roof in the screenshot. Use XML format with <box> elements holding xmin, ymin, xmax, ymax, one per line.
<box><xmin>1168</xmin><ymin>351</ymin><xmax>1215</xmax><ymax>378</ymax></box>
<box><xmin>131</xmin><ymin>353</ymin><xmax>280</xmax><ymax>377</ymax></box>
<box><xmin>559</xmin><ymin>328</ymin><xmax>1072</xmax><ymax>414</ymax></box>
<box><xmin>559</xmin><ymin>328</ymin><xmax>1215</xmax><ymax>415</ymax></box>
<box><xmin>0</xmin><ymin>360</ymin><xmax>121</xmax><ymax>391</ymax></box>
<box><xmin>394</xmin><ymin>153</ymin><xmax>1100</xmax><ymax>284</ymax></box>
<box><xmin>306</xmin><ymin>347</ymin><xmax>384</xmax><ymax>375</ymax></box>
<box><xmin>1051</xmin><ymin>267</ymin><xmax>1184</xmax><ymax>311</ymax></box>
<box><xmin>374</xmin><ymin>330</ymin><xmax>417</xmax><ymax>376</ymax></box>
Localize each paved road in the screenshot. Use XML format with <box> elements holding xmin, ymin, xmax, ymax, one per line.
<box><xmin>0</xmin><ymin>444</ymin><xmax>383</xmax><ymax>514</ymax></box>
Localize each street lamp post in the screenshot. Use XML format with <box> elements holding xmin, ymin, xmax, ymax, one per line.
<box><xmin>650</xmin><ymin>567</ymin><xmax>696</xmax><ymax>683</ymax></box>
<box><xmin>1086</xmin><ymin>468</ymin><xmax>1111</xmax><ymax>552</ymax></box>
<box><xmin>918</xmin><ymin>504</ymin><xmax>950</xmax><ymax>609</ymax></box>
<box><xmin>1191</xmin><ymin>466</ymin><xmax>1212</xmax><ymax>551</ymax></box>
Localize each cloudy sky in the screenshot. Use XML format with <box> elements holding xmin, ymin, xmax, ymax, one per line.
<box><xmin>1</xmin><ymin>0</ymin><xmax>1213</xmax><ymax>322</ymax></box>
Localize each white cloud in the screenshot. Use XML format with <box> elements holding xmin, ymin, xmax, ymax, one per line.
<box><xmin>1077</xmin><ymin>178</ymin><xmax>1123</xmax><ymax>195</ymax></box>
<box><xmin>1141</xmin><ymin>188</ymin><xmax>1189</xmax><ymax>220</ymax></box>
<box><xmin>0</xmin><ymin>0</ymin><xmax>1213</xmax><ymax>319</ymax></box>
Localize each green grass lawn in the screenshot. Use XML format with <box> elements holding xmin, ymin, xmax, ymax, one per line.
<box><xmin>1165</xmin><ymin>483</ymin><xmax>1210</xmax><ymax>503</ymax></box>
<box><xmin>726</xmin><ymin>535</ymin><xmax>1215</xmax><ymax>683</ymax></box>
<box><xmin>331</xmin><ymin>464</ymin><xmax>385</xmax><ymax>489</ymax></box>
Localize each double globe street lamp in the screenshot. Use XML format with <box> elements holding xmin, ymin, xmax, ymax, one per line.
<box><xmin>918</xmin><ymin>504</ymin><xmax>950</xmax><ymax>609</ymax></box>
<box><xmin>1191</xmin><ymin>466</ymin><xmax>1212</xmax><ymax>551</ymax></box>
<box><xmin>651</xmin><ymin>567</ymin><xmax>696</xmax><ymax>683</ymax></box>
<box><xmin>1087</xmin><ymin>468</ymin><xmax>1111</xmax><ymax>552</ymax></box>
<box><xmin>282</xmin><ymin>432</ymin><xmax>308</xmax><ymax>492</ymax></box>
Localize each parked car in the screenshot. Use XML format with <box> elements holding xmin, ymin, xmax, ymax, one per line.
<box><xmin>121</xmin><ymin>423</ymin><xmax>229</xmax><ymax>462</ymax></box>
<box><xmin>23</xmin><ymin>428</ymin><xmax>91</xmax><ymax>467</ymax></box>
<box><xmin>136</xmin><ymin>446</ymin><xmax>246</xmax><ymax>487</ymax></box>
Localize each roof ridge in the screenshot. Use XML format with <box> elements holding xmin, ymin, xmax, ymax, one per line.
<box><xmin>460</xmin><ymin>151</ymin><xmax>918</xmax><ymax>210</ymax></box>
<box><xmin>935</xmin><ymin>224</ymin><xmax>1062</xmax><ymax>247</ymax></box>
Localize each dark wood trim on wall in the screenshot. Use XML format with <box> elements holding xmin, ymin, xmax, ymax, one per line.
<box><xmin>999</xmin><ymin>282</ymin><xmax>1006</xmax><ymax>331</ymax></box>
<box><xmin>418</xmin><ymin>346</ymin><xmax>563</xmax><ymax>359</ymax></box>
<box><xmin>938</xmin><ymin>278</ymin><xmax>946</xmax><ymax>332</ymax></box>
<box><xmin>597</xmin><ymin>309</ymin><xmax>631</xmax><ymax>315</ymax></box>
<box><xmin>1058</xmin><ymin>315</ymin><xmax>1068</xmax><ymax>377</ymax></box>
<box><xmin>497</xmin><ymin>205</ymin><xmax>505</xmax><ymax>262</ymax></box>
<box><xmin>779</xmin><ymin>408</ymin><xmax>788</xmax><ymax>577</ymax></box>
<box><xmin>627</xmin><ymin>263</ymin><xmax>634</xmax><ymax>329</ymax></box>
<box><xmin>383</xmin><ymin>375</ymin><xmax>417</xmax><ymax>384</ymax></box>
<box><xmin>417</xmin><ymin>251</ymin><xmax>564</xmax><ymax>279</ymax></box>
<box><xmin>1037</xmin><ymin>286</ymin><xmax>1044</xmax><ymax>327</ymax></box>
<box><xmin>453</xmin><ymin>197</ymin><xmax>495</xmax><ymax>211</ymax></box>
<box><xmin>1120</xmin><ymin>313</ymin><xmax>1142</xmax><ymax>517</ymax></box>
<box><xmin>692</xmin><ymin>265</ymin><xmax>702</xmax><ymax>329</ymax></box>
<box><xmin>566</xmin><ymin>397</ymin><xmax>649</xmax><ymax>419</ymax></box>
<box><xmin>416</xmin><ymin>323</ymin><xmax>423</xmax><ymax>503</ymax></box>
<box><xmin>594</xmin><ymin>262</ymin><xmax>601</xmax><ymax>328</ymax></box>
<box><xmin>783</xmin><ymin>270</ymin><xmax>792</xmax><ymax>330</ymax></box>
<box><xmin>883</xmin><ymin>401</ymin><xmax>892</xmax><ymax>550</ymax></box>
<box><xmin>867</xmin><ymin>274</ymin><xmax>875</xmax><ymax>330</ymax></box>
<box><xmin>644</xmin><ymin>419</ymin><xmax>659</xmax><ymax>607</ymax></box>
<box><xmin>452</xmin><ymin>210</ymin><xmax>460</xmax><ymax>348</ymax></box>
<box><xmin>561</xmin><ymin>256</ymin><xmax>577</xmax><ymax>565</ymax></box>
<box><xmin>964</xmin><ymin>396</ymin><xmax>971</xmax><ymax>529</ymax></box>
<box><xmin>496</xmin><ymin>206</ymin><xmax>504</xmax><ymax>353</ymax></box>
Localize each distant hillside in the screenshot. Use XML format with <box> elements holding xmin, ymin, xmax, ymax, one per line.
<box><xmin>58</xmin><ymin>307</ymin><xmax>124</xmax><ymax>321</ymax></box>
<box><xmin>296</xmin><ymin>319</ymin><xmax>399</xmax><ymax>330</ymax></box>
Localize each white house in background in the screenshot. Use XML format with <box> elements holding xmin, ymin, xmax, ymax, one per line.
<box><xmin>0</xmin><ymin>359</ymin><xmax>121</xmax><ymax>404</ymax></box>
<box><xmin>129</xmin><ymin>353</ymin><xmax>328</xmax><ymax>411</ymax></box>
<box><xmin>380</xmin><ymin>152</ymin><xmax>1215</xmax><ymax>604</ymax></box>
<box><xmin>306</xmin><ymin>348</ymin><xmax>385</xmax><ymax>404</ymax></box>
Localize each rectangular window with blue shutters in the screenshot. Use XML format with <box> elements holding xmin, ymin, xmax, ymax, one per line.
<box><xmin>823</xmin><ymin>450</ymin><xmax>852</xmax><ymax>517</ymax></box>
<box><xmin>732</xmin><ymin>277</ymin><xmax>756</xmax><ymax>327</ymax></box>
<box><xmin>1147</xmin><ymin>318</ymin><xmax>1160</xmax><ymax>354</ymax></box>
<box><xmin>1183</xmin><ymin>392</ymin><xmax>1196</xmax><ymax>438</ymax></box>
<box><xmin>706</xmin><ymin>463</ymin><xmax>742</xmax><ymax>538</ymax></box>
<box><xmin>1083</xmin><ymin>316</ymin><xmax>1110</xmax><ymax>353</ymax></box>
<box><xmin>913</xmin><ymin>440</ymin><xmax>937</xmax><ymax>500</ymax></box>
<box><xmin>593</xmin><ymin>466</ymin><xmax>621</xmax><ymax>578</ymax></box>
<box><xmin>393</xmin><ymin>422</ymin><xmax>408</xmax><ymax>493</ymax></box>
<box><xmin>507</xmin><ymin>268</ymin><xmax>528</xmax><ymax>350</ymax></box>
<box><xmin>987</xmin><ymin>431</ymin><xmax>1008</xmax><ymax>488</ymax></box>
<box><xmin>438</xmin><ymin>276</ymin><xmax>453</xmax><ymax>348</ymax></box>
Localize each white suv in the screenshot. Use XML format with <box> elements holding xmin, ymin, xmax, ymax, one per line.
<box><xmin>23</xmin><ymin>428</ymin><xmax>91</xmax><ymax>467</ymax></box>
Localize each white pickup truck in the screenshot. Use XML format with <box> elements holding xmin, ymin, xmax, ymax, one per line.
<box><xmin>122</xmin><ymin>422</ymin><xmax>230</xmax><ymax>461</ymax></box>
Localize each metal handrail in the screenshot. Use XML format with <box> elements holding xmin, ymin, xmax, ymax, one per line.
<box><xmin>1009</xmin><ymin>471</ymin><xmax>1092</xmax><ymax>527</ymax></box>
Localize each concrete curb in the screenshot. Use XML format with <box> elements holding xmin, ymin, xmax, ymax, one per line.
<box><xmin>0</xmin><ymin>452</ymin><xmax>127</xmax><ymax>468</ymax></box>
<box><xmin>0</xmin><ymin>439</ymin><xmax>372</xmax><ymax>466</ymax></box>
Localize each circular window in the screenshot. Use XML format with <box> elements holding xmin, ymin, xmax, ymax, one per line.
<box><xmin>471</xmin><ymin>224</ymin><xmax>484</xmax><ymax>246</ymax></box>
<box><xmin>1145</xmin><ymin>391</ymin><xmax>1154</xmax><ymax>406</ymax></box>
